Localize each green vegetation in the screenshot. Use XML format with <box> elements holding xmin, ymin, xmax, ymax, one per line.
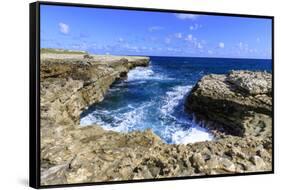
<box><xmin>41</xmin><ymin>48</ymin><xmax>87</xmax><ymax>54</ymax></box>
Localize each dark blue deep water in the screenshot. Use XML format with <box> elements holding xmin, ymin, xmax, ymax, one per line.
<box><xmin>80</xmin><ymin>57</ymin><xmax>272</xmax><ymax>144</ymax></box>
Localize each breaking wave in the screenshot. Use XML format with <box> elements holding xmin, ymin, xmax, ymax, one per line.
<box><xmin>80</xmin><ymin>102</ymin><xmax>152</xmax><ymax>133</ymax></box>
<box><xmin>160</xmin><ymin>85</ymin><xmax>192</xmax><ymax>116</ymax></box>
<box><xmin>80</xmin><ymin>59</ymin><xmax>214</xmax><ymax>144</ymax></box>
<box><xmin>127</xmin><ymin>66</ymin><xmax>171</xmax><ymax>81</ymax></box>
<box><xmin>171</xmin><ymin>119</ymin><xmax>213</xmax><ymax>144</ymax></box>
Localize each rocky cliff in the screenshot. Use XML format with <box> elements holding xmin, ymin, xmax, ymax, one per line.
<box><xmin>40</xmin><ymin>53</ymin><xmax>150</xmax><ymax>124</ymax></box>
<box><xmin>40</xmin><ymin>51</ymin><xmax>272</xmax><ymax>186</ymax></box>
<box><xmin>185</xmin><ymin>70</ymin><xmax>272</xmax><ymax>138</ymax></box>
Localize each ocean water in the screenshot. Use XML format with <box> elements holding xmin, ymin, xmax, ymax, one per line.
<box><xmin>80</xmin><ymin>57</ymin><xmax>272</xmax><ymax>144</ymax></box>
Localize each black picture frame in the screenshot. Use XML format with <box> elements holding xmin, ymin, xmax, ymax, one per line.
<box><xmin>29</xmin><ymin>1</ymin><xmax>274</xmax><ymax>189</ymax></box>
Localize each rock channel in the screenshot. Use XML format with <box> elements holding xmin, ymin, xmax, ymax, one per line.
<box><xmin>40</xmin><ymin>51</ymin><xmax>272</xmax><ymax>185</ymax></box>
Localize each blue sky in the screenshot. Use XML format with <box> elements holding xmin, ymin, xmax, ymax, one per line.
<box><xmin>40</xmin><ymin>5</ymin><xmax>272</xmax><ymax>59</ymax></box>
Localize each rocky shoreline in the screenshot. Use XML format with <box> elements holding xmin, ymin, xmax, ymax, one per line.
<box><xmin>185</xmin><ymin>70</ymin><xmax>272</xmax><ymax>138</ymax></box>
<box><xmin>40</xmin><ymin>50</ymin><xmax>272</xmax><ymax>185</ymax></box>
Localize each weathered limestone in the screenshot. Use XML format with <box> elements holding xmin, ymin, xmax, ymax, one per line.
<box><xmin>185</xmin><ymin>70</ymin><xmax>272</xmax><ymax>137</ymax></box>
<box><xmin>40</xmin><ymin>51</ymin><xmax>272</xmax><ymax>186</ymax></box>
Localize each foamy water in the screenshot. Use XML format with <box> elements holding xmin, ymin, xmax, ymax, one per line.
<box><xmin>161</xmin><ymin>85</ymin><xmax>192</xmax><ymax>116</ymax></box>
<box><xmin>127</xmin><ymin>66</ymin><xmax>171</xmax><ymax>81</ymax></box>
<box><xmin>80</xmin><ymin>58</ymin><xmax>216</xmax><ymax>144</ymax></box>
<box><xmin>81</xmin><ymin>56</ymin><xmax>271</xmax><ymax>143</ymax></box>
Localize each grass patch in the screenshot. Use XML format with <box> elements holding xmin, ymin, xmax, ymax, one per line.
<box><xmin>41</xmin><ymin>48</ymin><xmax>87</xmax><ymax>54</ymax></box>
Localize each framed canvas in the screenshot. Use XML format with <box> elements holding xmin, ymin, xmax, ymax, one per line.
<box><xmin>29</xmin><ymin>1</ymin><xmax>274</xmax><ymax>188</ymax></box>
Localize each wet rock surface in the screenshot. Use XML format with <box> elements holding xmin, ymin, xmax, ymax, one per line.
<box><xmin>40</xmin><ymin>52</ymin><xmax>272</xmax><ymax>186</ymax></box>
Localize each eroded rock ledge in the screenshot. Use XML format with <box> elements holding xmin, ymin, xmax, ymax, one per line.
<box><xmin>41</xmin><ymin>52</ymin><xmax>150</xmax><ymax>124</ymax></box>
<box><xmin>40</xmin><ymin>51</ymin><xmax>272</xmax><ymax>186</ymax></box>
<box><xmin>185</xmin><ymin>70</ymin><xmax>272</xmax><ymax>138</ymax></box>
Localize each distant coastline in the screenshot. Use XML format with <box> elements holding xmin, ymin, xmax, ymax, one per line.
<box><xmin>41</xmin><ymin>47</ymin><xmax>272</xmax><ymax>60</ymax></box>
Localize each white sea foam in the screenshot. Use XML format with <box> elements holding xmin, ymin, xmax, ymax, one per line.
<box><xmin>171</xmin><ymin>125</ymin><xmax>213</xmax><ymax>144</ymax></box>
<box><xmin>80</xmin><ymin>109</ymin><xmax>110</xmax><ymax>126</ymax></box>
<box><xmin>158</xmin><ymin>85</ymin><xmax>213</xmax><ymax>144</ymax></box>
<box><xmin>108</xmin><ymin>87</ymin><xmax>121</xmax><ymax>92</ymax></box>
<box><xmin>127</xmin><ymin>66</ymin><xmax>170</xmax><ymax>81</ymax></box>
<box><xmin>160</xmin><ymin>85</ymin><xmax>192</xmax><ymax>116</ymax></box>
<box><xmin>80</xmin><ymin>67</ymin><xmax>214</xmax><ymax>144</ymax></box>
<box><xmin>80</xmin><ymin>102</ymin><xmax>152</xmax><ymax>133</ymax></box>
<box><xmin>102</xmin><ymin>104</ymin><xmax>147</xmax><ymax>132</ymax></box>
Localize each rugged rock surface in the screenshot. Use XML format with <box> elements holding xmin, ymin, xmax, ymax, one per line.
<box><xmin>183</xmin><ymin>70</ymin><xmax>272</xmax><ymax>175</ymax></box>
<box><xmin>41</xmin><ymin>125</ymin><xmax>272</xmax><ymax>185</ymax></box>
<box><xmin>40</xmin><ymin>53</ymin><xmax>150</xmax><ymax>124</ymax></box>
<box><xmin>185</xmin><ymin>70</ymin><xmax>272</xmax><ymax>137</ymax></box>
<box><xmin>227</xmin><ymin>70</ymin><xmax>272</xmax><ymax>95</ymax></box>
<box><xmin>40</xmin><ymin>51</ymin><xmax>272</xmax><ymax>186</ymax></box>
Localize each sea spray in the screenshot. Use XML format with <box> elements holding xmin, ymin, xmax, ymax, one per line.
<box><xmin>80</xmin><ymin>56</ymin><xmax>270</xmax><ymax>144</ymax></box>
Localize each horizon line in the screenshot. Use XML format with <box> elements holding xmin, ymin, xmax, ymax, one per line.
<box><xmin>40</xmin><ymin>47</ymin><xmax>272</xmax><ymax>60</ymax></box>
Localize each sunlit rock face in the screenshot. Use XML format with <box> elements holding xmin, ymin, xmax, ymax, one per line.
<box><xmin>185</xmin><ymin>70</ymin><xmax>272</xmax><ymax>137</ymax></box>
<box><xmin>40</xmin><ymin>50</ymin><xmax>272</xmax><ymax>185</ymax></box>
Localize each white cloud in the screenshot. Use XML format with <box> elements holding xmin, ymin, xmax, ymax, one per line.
<box><xmin>175</xmin><ymin>33</ymin><xmax>183</xmax><ymax>39</ymax></box>
<box><xmin>131</xmin><ymin>46</ymin><xmax>139</xmax><ymax>51</ymax></box>
<box><xmin>256</xmin><ymin>37</ymin><xmax>261</xmax><ymax>43</ymax></box>
<box><xmin>186</xmin><ymin>34</ymin><xmax>193</xmax><ymax>41</ymax></box>
<box><xmin>184</xmin><ymin>34</ymin><xmax>205</xmax><ymax>50</ymax></box>
<box><xmin>208</xmin><ymin>50</ymin><xmax>213</xmax><ymax>55</ymax></box>
<box><xmin>189</xmin><ymin>24</ymin><xmax>202</xmax><ymax>31</ymax></box>
<box><xmin>175</xmin><ymin>13</ymin><xmax>199</xmax><ymax>20</ymax></box>
<box><xmin>165</xmin><ymin>38</ymin><xmax>171</xmax><ymax>44</ymax></box>
<box><xmin>71</xmin><ymin>42</ymin><xmax>87</xmax><ymax>50</ymax></box>
<box><xmin>238</xmin><ymin>42</ymin><xmax>243</xmax><ymax>49</ymax></box>
<box><xmin>238</xmin><ymin>42</ymin><xmax>249</xmax><ymax>51</ymax></box>
<box><xmin>59</xmin><ymin>22</ymin><xmax>69</xmax><ymax>34</ymax></box>
<box><xmin>118</xmin><ymin>37</ymin><xmax>124</xmax><ymax>42</ymax></box>
<box><xmin>148</xmin><ymin>26</ymin><xmax>164</xmax><ymax>32</ymax></box>
<box><xmin>167</xmin><ymin>47</ymin><xmax>181</xmax><ymax>53</ymax></box>
<box><xmin>219</xmin><ymin>42</ymin><xmax>225</xmax><ymax>48</ymax></box>
<box><xmin>120</xmin><ymin>43</ymin><xmax>149</xmax><ymax>53</ymax></box>
<box><xmin>185</xmin><ymin>34</ymin><xmax>197</xmax><ymax>44</ymax></box>
<box><xmin>122</xmin><ymin>44</ymin><xmax>140</xmax><ymax>52</ymax></box>
<box><xmin>185</xmin><ymin>34</ymin><xmax>195</xmax><ymax>43</ymax></box>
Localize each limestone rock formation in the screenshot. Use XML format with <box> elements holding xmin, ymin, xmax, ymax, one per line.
<box><xmin>40</xmin><ymin>52</ymin><xmax>150</xmax><ymax>124</ymax></box>
<box><xmin>185</xmin><ymin>70</ymin><xmax>272</xmax><ymax>137</ymax></box>
<box><xmin>40</xmin><ymin>51</ymin><xmax>272</xmax><ymax>186</ymax></box>
<box><xmin>227</xmin><ymin>70</ymin><xmax>272</xmax><ymax>95</ymax></box>
<box><xmin>183</xmin><ymin>70</ymin><xmax>272</xmax><ymax>175</ymax></box>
